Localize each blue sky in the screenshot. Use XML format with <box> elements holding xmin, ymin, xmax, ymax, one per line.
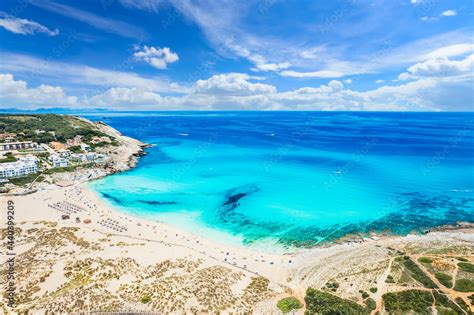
<box><xmin>0</xmin><ymin>0</ymin><xmax>472</xmax><ymax>111</ymax></box>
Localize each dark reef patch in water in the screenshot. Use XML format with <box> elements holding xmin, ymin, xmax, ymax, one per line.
<box><xmin>138</xmin><ymin>200</ymin><xmax>177</xmax><ymax>206</ymax></box>
<box><xmin>101</xmin><ymin>192</ymin><xmax>124</xmax><ymax>205</ymax></box>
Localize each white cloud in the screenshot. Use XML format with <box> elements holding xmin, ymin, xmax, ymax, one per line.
<box><xmin>194</xmin><ymin>73</ymin><xmax>276</xmax><ymax>95</ymax></box>
<box><xmin>2</xmin><ymin>47</ymin><xmax>472</xmax><ymax>111</ymax></box>
<box><xmin>91</xmin><ymin>87</ymin><xmax>163</xmax><ymax>108</ymax></box>
<box><xmin>401</xmin><ymin>54</ymin><xmax>474</xmax><ymax>80</ymax></box>
<box><xmin>0</xmin><ymin>52</ymin><xmax>187</xmax><ymax>93</ymax></box>
<box><xmin>0</xmin><ymin>73</ymin><xmax>77</xmax><ymax>108</ymax></box>
<box><xmin>280</xmin><ymin>70</ymin><xmax>345</xmax><ymax>78</ymax></box>
<box><xmin>344</xmin><ymin>79</ymin><xmax>353</xmax><ymax>84</ymax></box>
<box><xmin>441</xmin><ymin>10</ymin><xmax>457</xmax><ymax>17</ymax></box>
<box><xmin>253</xmin><ymin>62</ymin><xmax>291</xmax><ymax>72</ymax></box>
<box><xmin>375</xmin><ymin>79</ymin><xmax>385</xmax><ymax>84</ymax></box>
<box><xmin>30</xmin><ymin>0</ymin><xmax>147</xmax><ymax>39</ymax></box>
<box><xmin>421</xmin><ymin>16</ymin><xmax>438</xmax><ymax>22</ymax></box>
<box><xmin>422</xmin><ymin>44</ymin><xmax>473</xmax><ymax>60</ymax></box>
<box><xmin>0</xmin><ymin>11</ymin><xmax>58</xmax><ymax>36</ymax></box>
<box><xmin>133</xmin><ymin>46</ymin><xmax>179</xmax><ymax>70</ymax></box>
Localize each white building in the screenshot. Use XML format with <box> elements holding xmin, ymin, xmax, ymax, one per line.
<box><xmin>0</xmin><ymin>141</ymin><xmax>38</xmax><ymax>152</ymax></box>
<box><xmin>0</xmin><ymin>156</ymin><xmax>39</xmax><ymax>179</ymax></box>
<box><xmin>80</xmin><ymin>143</ymin><xmax>91</xmax><ymax>152</ymax></box>
<box><xmin>50</xmin><ymin>155</ymin><xmax>69</xmax><ymax>168</ymax></box>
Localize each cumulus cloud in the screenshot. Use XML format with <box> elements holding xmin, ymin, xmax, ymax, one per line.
<box><xmin>441</xmin><ymin>10</ymin><xmax>457</xmax><ymax>17</ymax></box>
<box><xmin>399</xmin><ymin>54</ymin><xmax>474</xmax><ymax>80</ymax></box>
<box><xmin>133</xmin><ymin>45</ymin><xmax>179</xmax><ymax>69</ymax></box>
<box><xmin>89</xmin><ymin>72</ymin><xmax>473</xmax><ymax>111</ymax></box>
<box><xmin>0</xmin><ymin>73</ymin><xmax>77</xmax><ymax>108</ymax></box>
<box><xmin>0</xmin><ymin>11</ymin><xmax>58</xmax><ymax>36</ymax></box>
<box><xmin>2</xmin><ymin>46</ymin><xmax>473</xmax><ymax>111</ymax></box>
<box><xmin>91</xmin><ymin>87</ymin><xmax>163</xmax><ymax>108</ymax></box>
<box><xmin>194</xmin><ymin>73</ymin><xmax>276</xmax><ymax>95</ymax></box>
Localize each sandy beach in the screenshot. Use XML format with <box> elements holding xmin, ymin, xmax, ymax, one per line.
<box><xmin>2</xmin><ymin>181</ymin><xmax>473</xmax><ymax>313</ymax></box>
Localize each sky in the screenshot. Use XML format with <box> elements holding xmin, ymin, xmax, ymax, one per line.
<box><xmin>0</xmin><ymin>0</ymin><xmax>472</xmax><ymax>111</ymax></box>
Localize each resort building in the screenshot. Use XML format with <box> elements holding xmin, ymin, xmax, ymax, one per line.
<box><xmin>50</xmin><ymin>155</ymin><xmax>69</xmax><ymax>168</ymax></box>
<box><xmin>0</xmin><ymin>141</ymin><xmax>38</xmax><ymax>152</ymax></box>
<box><xmin>0</xmin><ymin>133</ymin><xmax>17</xmax><ymax>142</ymax></box>
<box><xmin>80</xmin><ymin>143</ymin><xmax>91</xmax><ymax>152</ymax></box>
<box><xmin>0</xmin><ymin>156</ymin><xmax>39</xmax><ymax>179</ymax></box>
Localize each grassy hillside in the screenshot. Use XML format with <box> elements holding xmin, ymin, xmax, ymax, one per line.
<box><xmin>0</xmin><ymin>114</ymin><xmax>109</xmax><ymax>144</ymax></box>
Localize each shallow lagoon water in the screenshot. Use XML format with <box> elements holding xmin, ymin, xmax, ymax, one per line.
<box><xmin>88</xmin><ymin>112</ymin><xmax>474</xmax><ymax>249</ymax></box>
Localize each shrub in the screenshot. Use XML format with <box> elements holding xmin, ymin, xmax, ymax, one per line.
<box><xmin>365</xmin><ymin>298</ymin><xmax>376</xmax><ymax>310</ymax></box>
<box><xmin>418</xmin><ymin>257</ymin><xmax>433</xmax><ymax>264</ymax></box>
<box><xmin>69</xmin><ymin>145</ymin><xmax>83</xmax><ymax>153</ymax></box>
<box><xmin>276</xmin><ymin>297</ymin><xmax>303</xmax><ymax>313</ymax></box>
<box><xmin>0</xmin><ymin>152</ymin><xmax>17</xmax><ymax>163</ymax></box>
<box><xmin>385</xmin><ymin>275</ymin><xmax>395</xmax><ymax>283</ymax></box>
<box><xmin>454</xmin><ymin>279</ymin><xmax>474</xmax><ymax>292</ymax></box>
<box><xmin>383</xmin><ymin>290</ymin><xmax>434</xmax><ymax>314</ymax></box>
<box><xmin>435</xmin><ymin>272</ymin><xmax>453</xmax><ymax>288</ymax></box>
<box><xmin>401</xmin><ymin>256</ymin><xmax>437</xmax><ymax>289</ymax></box>
<box><xmin>458</xmin><ymin>262</ymin><xmax>474</xmax><ymax>273</ymax></box>
<box><xmin>140</xmin><ymin>294</ymin><xmax>151</xmax><ymax>304</ymax></box>
<box><xmin>304</xmin><ymin>288</ymin><xmax>370</xmax><ymax>314</ymax></box>
<box><xmin>369</xmin><ymin>287</ymin><xmax>378</xmax><ymax>293</ymax></box>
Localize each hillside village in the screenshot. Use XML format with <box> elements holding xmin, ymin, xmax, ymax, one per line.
<box><xmin>0</xmin><ymin>115</ymin><xmax>145</xmax><ymax>193</ymax></box>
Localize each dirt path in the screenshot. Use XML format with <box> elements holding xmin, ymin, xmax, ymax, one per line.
<box><xmin>372</xmin><ymin>257</ymin><xmax>394</xmax><ymax>314</ymax></box>
<box><xmin>412</xmin><ymin>257</ymin><xmax>470</xmax><ymax>314</ymax></box>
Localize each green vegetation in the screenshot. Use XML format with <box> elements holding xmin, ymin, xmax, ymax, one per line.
<box><xmin>304</xmin><ymin>288</ymin><xmax>370</xmax><ymax>315</ymax></box>
<box><xmin>8</xmin><ymin>173</ymin><xmax>40</xmax><ymax>186</ymax></box>
<box><xmin>276</xmin><ymin>297</ymin><xmax>303</xmax><ymax>313</ymax></box>
<box><xmin>369</xmin><ymin>287</ymin><xmax>378</xmax><ymax>293</ymax></box>
<box><xmin>458</xmin><ymin>262</ymin><xmax>474</xmax><ymax>273</ymax></box>
<box><xmin>398</xmin><ymin>256</ymin><xmax>438</xmax><ymax>289</ymax></box>
<box><xmin>385</xmin><ymin>275</ymin><xmax>395</xmax><ymax>283</ymax></box>
<box><xmin>454</xmin><ymin>279</ymin><xmax>474</xmax><ymax>292</ymax></box>
<box><xmin>364</xmin><ymin>298</ymin><xmax>376</xmax><ymax>311</ymax></box>
<box><xmin>383</xmin><ymin>290</ymin><xmax>434</xmax><ymax>314</ymax></box>
<box><xmin>140</xmin><ymin>294</ymin><xmax>151</xmax><ymax>304</ymax></box>
<box><xmin>454</xmin><ymin>297</ymin><xmax>470</xmax><ymax>313</ymax></box>
<box><xmin>455</xmin><ymin>257</ymin><xmax>468</xmax><ymax>262</ymax></box>
<box><xmin>435</xmin><ymin>272</ymin><xmax>453</xmax><ymax>288</ymax></box>
<box><xmin>69</xmin><ymin>145</ymin><xmax>83</xmax><ymax>153</ymax></box>
<box><xmin>0</xmin><ymin>152</ymin><xmax>17</xmax><ymax>163</ymax></box>
<box><xmin>0</xmin><ymin>114</ymin><xmax>109</xmax><ymax>144</ymax></box>
<box><xmin>324</xmin><ymin>281</ymin><xmax>339</xmax><ymax>292</ymax></box>
<box><xmin>90</xmin><ymin>141</ymin><xmax>118</xmax><ymax>150</ymax></box>
<box><xmin>433</xmin><ymin>290</ymin><xmax>465</xmax><ymax>314</ymax></box>
<box><xmin>418</xmin><ymin>257</ymin><xmax>433</xmax><ymax>264</ymax></box>
<box><xmin>468</xmin><ymin>294</ymin><xmax>474</xmax><ymax>305</ymax></box>
<box><xmin>44</xmin><ymin>163</ymin><xmax>95</xmax><ymax>175</ymax></box>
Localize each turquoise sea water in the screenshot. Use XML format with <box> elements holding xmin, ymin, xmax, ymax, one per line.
<box><xmin>87</xmin><ymin>112</ymin><xmax>474</xmax><ymax>249</ymax></box>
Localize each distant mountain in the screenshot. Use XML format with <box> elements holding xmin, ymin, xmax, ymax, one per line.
<box><xmin>0</xmin><ymin>107</ymin><xmax>114</xmax><ymax>114</ymax></box>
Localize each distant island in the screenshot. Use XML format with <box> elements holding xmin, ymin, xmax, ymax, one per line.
<box><xmin>1</xmin><ymin>114</ymin><xmax>473</xmax><ymax>314</ymax></box>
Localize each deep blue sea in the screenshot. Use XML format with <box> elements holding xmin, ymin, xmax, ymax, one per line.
<box><xmin>85</xmin><ymin>112</ymin><xmax>474</xmax><ymax>249</ymax></box>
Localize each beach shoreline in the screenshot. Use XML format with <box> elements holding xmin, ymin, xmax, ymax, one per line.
<box><xmin>2</xmin><ymin>180</ymin><xmax>474</xmax><ymax>313</ymax></box>
<box><xmin>1</xmin><ymin>118</ymin><xmax>473</xmax><ymax>313</ymax></box>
